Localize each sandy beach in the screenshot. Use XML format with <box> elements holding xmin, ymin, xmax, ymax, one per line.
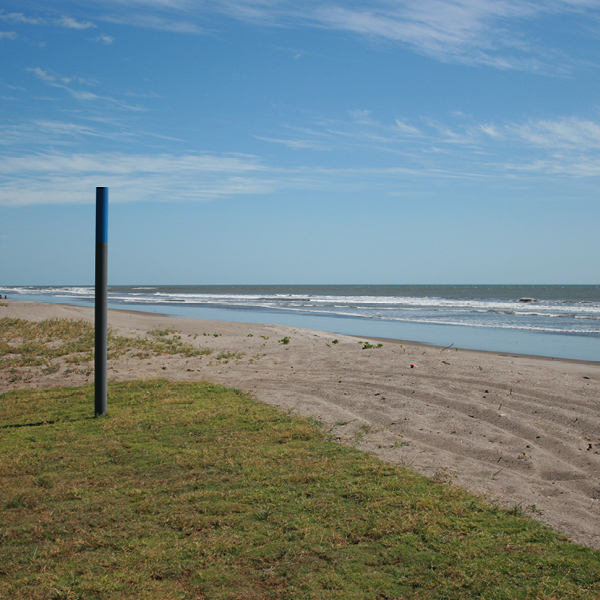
<box><xmin>2</xmin><ymin>300</ymin><xmax>599</xmax><ymax>550</ymax></box>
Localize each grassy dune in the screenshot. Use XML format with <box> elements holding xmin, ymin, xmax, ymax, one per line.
<box><xmin>0</xmin><ymin>317</ymin><xmax>212</xmax><ymax>385</ymax></box>
<box><xmin>1</xmin><ymin>379</ymin><xmax>599</xmax><ymax>599</ymax></box>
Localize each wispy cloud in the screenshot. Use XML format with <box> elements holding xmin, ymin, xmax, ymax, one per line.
<box><xmin>95</xmin><ymin>33</ymin><xmax>114</xmax><ymax>43</ymax></box>
<box><xmin>0</xmin><ymin>11</ymin><xmax>42</xmax><ymax>25</ymax></box>
<box><xmin>27</xmin><ymin>67</ymin><xmax>78</xmax><ymax>86</ymax></box>
<box><xmin>0</xmin><ymin>31</ymin><xmax>17</xmax><ymax>39</ymax></box>
<box><xmin>0</xmin><ymin>79</ymin><xmax>25</xmax><ymax>90</ymax></box>
<box><xmin>0</xmin><ymin>116</ymin><xmax>162</xmax><ymax>150</ymax></box>
<box><xmin>0</xmin><ymin>148</ymin><xmax>469</xmax><ymax>207</ymax></box>
<box><xmin>503</xmin><ymin>154</ymin><xmax>600</xmax><ymax>177</ymax></box>
<box><xmin>26</xmin><ymin>67</ymin><xmax>146</xmax><ymax>111</ymax></box>
<box><xmin>307</xmin><ymin>0</ymin><xmax>588</xmax><ymax>72</ymax></box>
<box><xmin>256</xmin><ymin>110</ymin><xmax>600</xmax><ymax>178</ymax></box>
<box><xmin>57</xmin><ymin>16</ymin><xmax>96</xmax><ymax>29</ymax></box>
<box><xmin>395</xmin><ymin>120</ymin><xmax>423</xmax><ymax>137</ymax></box>
<box><xmin>1</xmin><ymin>10</ymin><xmax>96</xmax><ymax>30</ymax></box>
<box><xmin>0</xmin><ymin>152</ymin><xmax>276</xmax><ymax>206</ymax></box>
<box><xmin>5</xmin><ymin>2</ymin><xmax>596</xmax><ymax>71</ymax></box>
<box><xmin>480</xmin><ymin>123</ymin><xmax>502</xmax><ymax>138</ymax></box>
<box><xmin>3</xmin><ymin>132</ymin><xmax>600</xmax><ymax>208</ymax></box>
<box><xmin>510</xmin><ymin>117</ymin><xmax>600</xmax><ymax>149</ymax></box>
<box><xmin>254</xmin><ymin>136</ymin><xmax>329</xmax><ymax>150</ymax></box>
<box><xmin>36</xmin><ymin>120</ymin><xmax>112</xmax><ymax>138</ymax></box>
<box><xmin>0</xmin><ymin>120</ymin><xmax>119</xmax><ymax>148</ymax></box>
<box><xmin>0</xmin><ymin>152</ymin><xmax>269</xmax><ymax>177</ymax></box>
<box><xmin>203</xmin><ymin>0</ymin><xmax>598</xmax><ymax>72</ymax></box>
<box><xmin>257</xmin><ymin>110</ymin><xmax>428</xmax><ymax>154</ymax></box>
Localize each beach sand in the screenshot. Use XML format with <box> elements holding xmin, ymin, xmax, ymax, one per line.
<box><xmin>2</xmin><ymin>300</ymin><xmax>600</xmax><ymax>550</ymax></box>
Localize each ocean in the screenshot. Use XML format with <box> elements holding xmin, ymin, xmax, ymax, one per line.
<box><xmin>2</xmin><ymin>284</ymin><xmax>599</xmax><ymax>362</ymax></box>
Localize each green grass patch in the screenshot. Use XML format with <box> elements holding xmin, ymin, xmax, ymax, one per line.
<box><xmin>216</xmin><ymin>351</ymin><xmax>246</xmax><ymax>362</ymax></box>
<box><xmin>359</xmin><ymin>341</ymin><xmax>383</xmax><ymax>349</ymax></box>
<box><xmin>1</xmin><ymin>380</ymin><xmax>599</xmax><ymax>599</ymax></box>
<box><xmin>148</xmin><ymin>327</ymin><xmax>180</xmax><ymax>337</ymax></box>
<box><xmin>0</xmin><ymin>318</ymin><xmax>212</xmax><ymax>372</ymax></box>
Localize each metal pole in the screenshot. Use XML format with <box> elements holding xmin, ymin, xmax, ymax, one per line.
<box><xmin>95</xmin><ymin>187</ymin><xmax>108</xmax><ymax>416</ymax></box>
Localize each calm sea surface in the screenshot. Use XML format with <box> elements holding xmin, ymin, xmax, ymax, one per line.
<box><xmin>3</xmin><ymin>285</ymin><xmax>600</xmax><ymax>362</ymax></box>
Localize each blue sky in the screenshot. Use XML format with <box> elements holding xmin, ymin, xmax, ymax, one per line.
<box><xmin>1</xmin><ymin>0</ymin><xmax>600</xmax><ymax>285</ymax></box>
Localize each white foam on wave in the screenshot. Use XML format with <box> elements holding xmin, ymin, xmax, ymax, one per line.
<box><xmin>1</xmin><ymin>286</ymin><xmax>94</xmax><ymax>297</ymax></box>
<box><xmin>4</xmin><ymin>286</ymin><xmax>599</xmax><ymax>335</ymax></box>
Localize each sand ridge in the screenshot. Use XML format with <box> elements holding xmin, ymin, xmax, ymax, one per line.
<box><xmin>2</xmin><ymin>300</ymin><xmax>599</xmax><ymax>550</ymax></box>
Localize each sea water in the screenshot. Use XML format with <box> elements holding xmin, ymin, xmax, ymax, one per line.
<box><xmin>2</xmin><ymin>285</ymin><xmax>599</xmax><ymax>362</ymax></box>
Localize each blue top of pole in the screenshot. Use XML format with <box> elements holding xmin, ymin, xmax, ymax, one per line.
<box><xmin>96</xmin><ymin>187</ymin><xmax>108</xmax><ymax>244</ymax></box>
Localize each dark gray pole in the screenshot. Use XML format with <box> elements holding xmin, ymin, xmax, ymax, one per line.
<box><xmin>95</xmin><ymin>187</ymin><xmax>108</xmax><ymax>416</ymax></box>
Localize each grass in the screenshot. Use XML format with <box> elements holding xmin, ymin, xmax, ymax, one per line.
<box><xmin>0</xmin><ymin>318</ymin><xmax>212</xmax><ymax>377</ymax></box>
<box><xmin>359</xmin><ymin>341</ymin><xmax>383</xmax><ymax>349</ymax></box>
<box><xmin>216</xmin><ymin>351</ymin><xmax>246</xmax><ymax>362</ymax></box>
<box><xmin>1</xmin><ymin>380</ymin><xmax>599</xmax><ymax>599</ymax></box>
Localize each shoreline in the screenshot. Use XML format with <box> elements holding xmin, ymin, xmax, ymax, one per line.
<box><xmin>2</xmin><ymin>300</ymin><xmax>600</xmax><ymax>550</ymax></box>
<box><xmin>63</xmin><ymin>300</ymin><xmax>600</xmax><ymax>365</ymax></box>
<box><xmin>365</xmin><ymin>334</ymin><xmax>600</xmax><ymax>367</ymax></box>
<box><xmin>109</xmin><ymin>304</ymin><xmax>600</xmax><ymax>367</ymax></box>
<box><xmin>9</xmin><ymin>297</ymin><xmax>600</xmax><ymax>365</ymax></box>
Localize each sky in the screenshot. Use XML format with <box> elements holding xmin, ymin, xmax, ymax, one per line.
<box><xmin>1</xmin><ymin>0</ymin><xmax>600</xmax><ymax>285</ymax></box>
